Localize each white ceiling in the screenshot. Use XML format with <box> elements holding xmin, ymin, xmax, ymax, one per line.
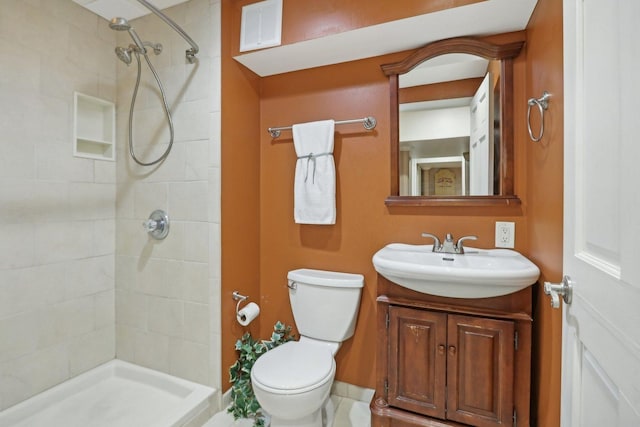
<box><xmin>74</xmin><ymin>0</ymin><xmax>538</xmax><ymax>79</ymax></box>
<box><xmin>234</xmin><ymin>0</ymin><xmax>538</xmax><ymax>77</ymax></box>
<box><xmin>400</xmin><ymin>54</ymin><xmax>489</xmax><ymax>88</ymax></box>
<box><xmin>400</xmin><ymin>98</ymin><xmax>473</xmax><ymax>112</ymax></box>
<box><xmin>72</xmin><ymin>0</ymin><xmax>189</xmax><ymax>21</ymax></box>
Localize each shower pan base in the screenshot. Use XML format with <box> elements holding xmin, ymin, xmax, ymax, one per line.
<box><xmin>0</xmin><ymin>359</ymin><xmax>216</xmax><ymax>427</ymax></box>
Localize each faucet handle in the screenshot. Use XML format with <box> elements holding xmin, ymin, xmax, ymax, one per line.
<box><xmin>456</xmin><ymin>235</ymin><xmax>478</xmax><ymax>254</ymax></box>
<box><xmin>421</xmin><ymin>233</ymin><xmax>442</xmax><ymax>251</ymax></box>
<box><xmin>142</xmin><ymin>218</ymin><xmax>158</xmax><ymax>232</ymax></box>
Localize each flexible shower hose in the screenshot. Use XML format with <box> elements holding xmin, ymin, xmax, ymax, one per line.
<box><xmin>127</xmin><ymin>50</ymin><xmax>175</xmax><ymax>166</ymax></box>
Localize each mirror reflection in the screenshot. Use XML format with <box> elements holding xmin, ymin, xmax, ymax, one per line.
<box><xmin>398</xmin><ymin>54</ymin><xmax>501</xmax><ymax>196</ymax></box>
<box><xmin>382</xmin><ymin>36</ymin><xmax>524</xmax><ymax>206</ymax></box>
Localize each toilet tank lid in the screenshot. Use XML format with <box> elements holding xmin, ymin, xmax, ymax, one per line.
<box><xmin>288</xmin><ymin>269</ymin><xmax>364</xmax><ymax>288</ymax></box>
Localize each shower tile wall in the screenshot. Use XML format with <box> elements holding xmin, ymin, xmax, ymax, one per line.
<box><xmin>114</xmin><ymin>0</ymin><xmax>222</xmax><ymax>394</ymax></box>
<box><xmin>0</xmin><ymin>0</ymin><xmax>117</xmax><ymax>410</ymax></box>
<box><xmin>0</xmin><ymin>0</ymin><xmax>221</xmax><ymax>412</ymax></box>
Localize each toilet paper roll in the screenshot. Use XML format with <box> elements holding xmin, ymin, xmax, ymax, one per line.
<box><xmin>237</xmin><ymin>302</ymin><xmax>260</xmax><ymax>326</ymax></box>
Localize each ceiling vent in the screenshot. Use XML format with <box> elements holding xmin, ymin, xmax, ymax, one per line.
<box><xmin>240</xmin><ymin>0</ymin><xmax>283</xmax><ymax>52</ymax></box>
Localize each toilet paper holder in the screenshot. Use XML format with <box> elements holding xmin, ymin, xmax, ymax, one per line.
<box><xmin>232</xmin><ymin>291</ymin><xmax>249</xmax><ymax>317</ymax></box>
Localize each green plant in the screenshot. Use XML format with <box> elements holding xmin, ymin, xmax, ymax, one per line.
<box><xmin>228</xmin><ymin>321</ymin><xmax>295</xmax><ymax>427</ymax></box>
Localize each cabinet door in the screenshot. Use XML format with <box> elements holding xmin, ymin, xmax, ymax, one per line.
<box><xmin>446</xmin><ymin>314</ymin><xmax>515</xmax><ymax>427</ymax></box>
<box><xmin>388</xmin><ymin>306</ymin><xmax>447</xmax><ymax>419</ymax></box>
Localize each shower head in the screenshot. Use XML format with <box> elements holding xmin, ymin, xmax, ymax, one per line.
<box><xmin>115</xmin><ymin>46</ymin><xmax>132</xmax><ymax>65</ymax></box>
<box><xmin>109</xmin><ymin>17</ymin><xmax>146</xmax><ymax>54</ymax></box>
<box><xmin>109</xmin><ymin>17</ymin><xmax>131</xmax><ymax>31</ymax></box>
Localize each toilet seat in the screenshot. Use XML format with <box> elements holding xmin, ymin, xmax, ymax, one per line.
<box><xmin>251</xmin><ymin>341</ymin><xmax>335</xmax><ymax>394</ymax></box>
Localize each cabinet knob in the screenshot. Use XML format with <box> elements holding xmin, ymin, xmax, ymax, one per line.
<box><xmin>448</xmin><ymin>345</ymin><xmax>457</xmax><ymax>356</ymax></box>
<box><xmin>438</xmin><ymin>344</ymin><xmax>445</xmax><ymax>355</ymax></box>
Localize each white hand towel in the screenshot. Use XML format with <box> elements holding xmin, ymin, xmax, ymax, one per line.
<box><xmin>292</xmin><ymin>120</ymin><xmax>336</xmax><ymax>225</ymax></box>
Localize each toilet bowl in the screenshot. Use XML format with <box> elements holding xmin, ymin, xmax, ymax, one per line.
<box><xmin>250</xmin><ymin>269</ymin><xmax>364</xmax><ymax>427</ymax></box>
<box><xmin>251</xmin><ymin>340</ymin><xmax>336</xmax><ymax>426</ymax></box>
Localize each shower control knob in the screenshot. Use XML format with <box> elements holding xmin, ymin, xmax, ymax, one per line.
<box><xmin>143</xmin><ymin>210</ymin><xmax>170</xmax><ymax>240</ymax></box>
<box><xmin>142</xmin><ymin>219</ymin><xmax>158</xmax><ymax>231</ymax></box>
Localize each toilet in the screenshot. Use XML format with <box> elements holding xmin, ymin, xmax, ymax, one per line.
<box><xmin>250</xmin><ymin>268</ymin><xmax>364</xmax><ymax>427</ymax></box>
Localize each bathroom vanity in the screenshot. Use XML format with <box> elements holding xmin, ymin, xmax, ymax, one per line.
<box><xmin>371</xmin><ymin>275</ymin><xmax>533</xmax><ymax>427</ymax></box>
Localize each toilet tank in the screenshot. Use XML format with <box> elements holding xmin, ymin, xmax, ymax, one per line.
<box><xmin>287</xmin><ymin>269</ymin><xmax>364</xmax><ymax>343</ymax></box>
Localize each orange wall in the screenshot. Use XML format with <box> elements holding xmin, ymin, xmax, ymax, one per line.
<box><xmin>221</xmin><ymin>0</ymin><xmax>262</xmax><ymax>388</ymax></box>
<box><xmin>258</xmin><ymin>54</ymin><xmax>528</xmax><ymax>388</ymax></box>
<box><xmin>522</xmin><ymin>0</ymin><xmax>564</xmax><ymax>425</ymax></box>
<box><xmin>229</xmin><ymin>0</ymin><xmax>483</xmax><ymax>57</ymax></box>
<box><xmin>222</xmin><ymin>2</ymin><xmax>563</xmax><ymax>426</ymax></box>
<box><xmin>222</xmin><ymin>0</ymin><xmax>523</xmax><ymax>392</ymax></box>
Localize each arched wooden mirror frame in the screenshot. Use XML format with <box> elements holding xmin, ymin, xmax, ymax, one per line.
<box><xmin>382</xmin><ymin>37</ymin><xmax>525</xmax><ymax>207</ymax></box>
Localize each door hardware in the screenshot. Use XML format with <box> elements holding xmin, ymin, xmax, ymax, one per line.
<box><xmin>543</xmin><ymin>275</ymin><xmax>573</xmax><ymax>308</ymax></box>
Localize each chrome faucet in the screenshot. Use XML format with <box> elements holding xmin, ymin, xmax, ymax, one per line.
<box><xmin>421</xmin><ymin>233</ymin><xmax>478</xmax><ymax>254</ymax></box>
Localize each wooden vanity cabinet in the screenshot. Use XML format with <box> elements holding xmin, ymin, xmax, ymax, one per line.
<box><xmin>388</xmin><ymin>307</ymin><xmax>447</xmax><ymax>419</ymax></box>
<box><xmin>445</xmin><ymin>314</ymin><xmax>515</xmax><ymax>427</ymax></box>
<box><xmin>372</xmin><ymin>276</ymin><xmax>532</xmax><ymax>427</ymax></box>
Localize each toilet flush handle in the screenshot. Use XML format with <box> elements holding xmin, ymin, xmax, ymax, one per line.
<box><xmin>287</xmin><ymin>280</ymin><xmax>297</xmax><ymax>290</ymax></box>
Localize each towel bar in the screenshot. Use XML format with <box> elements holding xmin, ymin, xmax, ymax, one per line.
<box><xmin>268</xmin><ymin>116</ymin><xmax>377</xmax><ymax>138</ymax></box>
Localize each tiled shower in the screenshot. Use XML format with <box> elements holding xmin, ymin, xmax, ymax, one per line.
<box><xmin>0</xmin><ymin>0</ymin><xmax>221</xmax><ymax>411</ymax></box>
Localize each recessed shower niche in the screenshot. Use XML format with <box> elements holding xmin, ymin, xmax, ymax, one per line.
<box><xmin>73</xmin><ymin>91</ymin><xmax>115</xmax><ymax>161</ymax></box>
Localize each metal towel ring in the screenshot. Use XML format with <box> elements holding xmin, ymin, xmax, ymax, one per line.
<box><xmin>527</xmin><ymin>91</ymin><xmax>551</xmax><ymax>142</ymax></box>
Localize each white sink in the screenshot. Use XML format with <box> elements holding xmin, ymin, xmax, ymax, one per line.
<box><xmin>372</xmin><ymin>243</ymin><xmax>540</xmax><ymax>298</ymax></box>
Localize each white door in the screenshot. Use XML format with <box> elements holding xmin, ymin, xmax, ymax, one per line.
<box><xmin>469</xmin><ymin>72</ymin><xmax>493</xmax><ymax>195</ymax></box>
<box><xmin>559</xmin><ymin>0</ymin><xmax>640</xmax><ymax>426</ymax></box>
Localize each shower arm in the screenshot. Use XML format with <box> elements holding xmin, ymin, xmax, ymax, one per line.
<box><xmin>136</xmin><ymin>0</ymin><xmax>199</xmax><ymax>63</ymax></box>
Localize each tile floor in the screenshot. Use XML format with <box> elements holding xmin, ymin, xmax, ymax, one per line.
<box><xmin>203</xmin><ymin>395</ymin><xmax>371</xmax><ymax>427</ymax></box>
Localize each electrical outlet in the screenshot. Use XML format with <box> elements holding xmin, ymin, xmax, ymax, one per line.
<box><xmin>495</xmin><ymin>221</ymin><xmax>515</xmax><ymax>248</ymax></box>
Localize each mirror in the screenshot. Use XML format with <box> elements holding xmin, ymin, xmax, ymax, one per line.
<box><xmin>400</xmin><ymin>54</ymin><xmax>500</xmax><ymax>196</ymax></box>
<box><xmin>382</xmin><ymin>36</ymin><xmax>524</xmax><ymax>206</ymax></box>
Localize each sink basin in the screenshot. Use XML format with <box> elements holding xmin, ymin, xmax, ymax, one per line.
<box><xmin>372</xmin><ymin>243</ymin><xmax>540</xmax><ymax>298</ymax></box>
